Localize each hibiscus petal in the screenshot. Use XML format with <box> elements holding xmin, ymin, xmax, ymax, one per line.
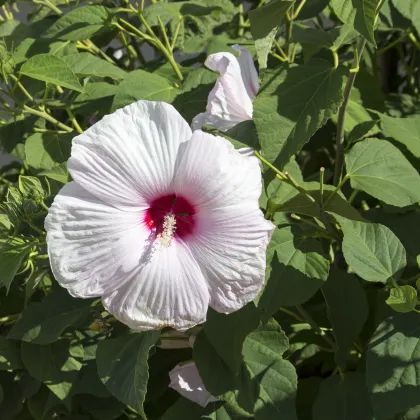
<box><xmin>174</xmin><ymin>131</ymin><xmax>274</xmax><ymax>312</ymax></box>
<box><xmin>169</xmin><ymin>362</ymin><xmax>217</xmax><ymax>407</ymax></box>
<box><xmin>68</xmin><ymin>101</ymin><xmax>192</xmax><ymax>210</ymax></box>
<box><xmin>189</xmin><ymin>204</ymin><xmax>273</xmax><ymax>312</ymax></box>
<box><xmin>192</xmin><ymin>52</ymin><xmax>253</xmax><ymax>132</ymax></box>
<box><xmin>101</xmin><ymin>241</ymin><xmax>209</xmax><ymax>331</ymax></box>
<box><xmin>232</xmin><ymin>45</ymin><xmax>260</xmax><ymax>99</ymax></box>
<box><xmin>174</xmin><ymin>130</ymin><xmax>262</xmax><ymax>209</ymax></box>
<box><xmin>45</xmin><ymin>182</ymin><xmax>149</xmax><ymax>298</ymax></box>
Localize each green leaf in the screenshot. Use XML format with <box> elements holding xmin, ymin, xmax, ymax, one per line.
<box><xmin>249</xmin><ymin>0</ymin><xmax>294</xmax><ymax>69</ymax></box>
<box><xmin>21</xmin><ymin>339</ymin><xmax>84</xmax><ymax>401</ymax></box>
<box><xmin>202</xmin><ymin>401</ymin><xmax>253</xmax><ymax>419</ymax></box>
<box><xmin>25</xmin><ymin>132</ymin><xmax>72</xmax><ymax>171</ymax></box>
<box><xmin>72</xmin><ymin>82</ymin><xmax>117</xmax><ymax>115</ymax></box>
<box><xmin>20</xmin><ymin>53</ymin><xmax>84</xmax><ymax>93</ymax></box>
<box><xmin>330</xmin><ymin>0</ymin><xmax>378</xmax><ymax>45</ymax></box>
<box><xmin>254</xmin><ymin>59</ymin><xmax>347</xmax><ymax>167</ymax></box>
<box><xmin>367</xmin><ymin>312</ymin><xmax>420</xmax><ymax>419</ymax></box>
<box><xmin>204</xmin><ymin>304</ymin><xmax>260</xmax><ymax>373</ymax></box>
<box><xmin>365</xmin><ymin>209</ymin><xmax>420</xmax><ymax>268</ymax></box>
<box><xmin>386</xmin><ymin>285</ymin><xmax>417</xmax><ymax>313</ymax></box>
<box><xmin>162</xmin><ymin>397</ymin><xmax>202</xmax><ymax>420</ymax></box>
<box><xmin>44</xmin><ymin>5</ymin><xmax>113</xmax><ymax>41</ymax></box>
<box><xmin>60</xmin><ymin>53</ymin><xmax>125</xmax><ymax>81</ymax></box>
<box><xmin>299</xmin><ymin>0</ymin><xmax>329</xmax><ymax>19</ymax></box>
<box><xmin>347</xmin><ymin>119</ymin><xmax>378</xmax><ymax>144</ymax></box>
<box><xmin>345</xmin><ymin>138</ymin><xmax>420</xmax><ymax>207</ymax></box>
<box><xmin>96</xmin><ymin>331</ymin><xmax>160</xmax><ymax>417</ymax></box>
<box><xmin>172</xmin><ymin>67</ymin><xmax>217</xmax><ymax>123</ymax></box>
<box><xmin>292</xmin><ymin>24</ymin><xmax>358</xmax><ymax>51</ymax></box>
<box><xmin>380</xmin><ymin>113</ymin><xmax>420</xmax><ymax>159</ymax></box>
<box><xmin>0</xmin><ymin>242</ymin><xmax>30</xmax><ymax>292</ymax></box>
<box><xmin>224</xmin><ymin>120</ymin><xmax>260</xmax><ymax>150</ymax></box>
<box><xmin>257</xmin><ymin>225</ymin><xmax>329</xmax><ymax>321</ymax></box>
<box><xmin>38</xmin><ymin>163</ymin><xmax>70</xmax><ymax>184</ymax></box>
<box><xmin>337</xmin><ymin>217</ymin><xmax>407</xmax><ymax>283</ymax></box>
<box><xmin>322</xmin><ymin>267</ymin><xmax>369</xmax><ymax>369</ymax></box>
<box><xmin>112</xmin><ymin>70</ymin><xmax>179</xmax><ymax>112</ymax></box>
<box><xmin>242</xmin><ymin>323</ymin><xmax>298</xmax><ymax>419</ymax></box>
<box><xmin>194</xmin><ymin>320</ymin><xmax>298</xmax><ymax>419</ymax></box>
<box><xmin>0</xmin><ymin>372</ymin><xmax>23</xmax><ymax>419</ymax></box>
<box><xmin>0</xmin><ymin>336</ymin><xmax>23</xmax><ymax>371</ymax></box>
<box><xmin>313</xmin><ymin>372</ymin><xmax>374</xmax><ymax>420</ymax></box>
<box><xmin>8</xmin><ymin>288</ymin><xmax>91</xmax><ymax>344</ymax></box>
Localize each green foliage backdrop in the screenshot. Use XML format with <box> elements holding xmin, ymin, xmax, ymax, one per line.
<box><xmin>0</xmin><ymin>0</ymin><xmax>420</xmax><ymax>419</ymax></box>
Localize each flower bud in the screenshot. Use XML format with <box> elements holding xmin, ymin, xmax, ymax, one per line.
<box><xmin>0</xmin><ymin>41</ymin><xmax>15</xmax><ymax>83</ymax></box>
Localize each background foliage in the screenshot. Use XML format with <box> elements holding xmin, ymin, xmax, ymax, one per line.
<box><xmin>0</xmin><ymin>0</ymin><xmax>420</xmax><ymax>419</ymax></box>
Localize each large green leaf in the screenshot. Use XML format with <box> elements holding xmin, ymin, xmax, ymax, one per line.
<box><xmin>257</xmin><ymin>225</ymin><xmax>329</xmax><ymax>321</ymax></box>
<box><xmin>322</xmin><ymin>267</ymin><xmax>368</xmax><ymax>369</ymax></box>
<box><xmin>365</xmin><ymin>209</ymin><xmax>420</xmax><ymax>268</ymax></box>
<box><xmin>254</xmin><ymin>59</ymin><xmax>347</xmax><ymax>168</ymax></box>
<box><xmin>0</xmin><ymin>242</ymin><xmax>31</xmax><ymax>292</ymax></box>
<box><xmin>337</xmin><ymin>217</ymin><xmax>407</xmax><ymax>283</ymax></box>
<box><xmin>380</xmin><ymin>113</ymin><xmax>420</xmax><ymax>158</ymax></box>
<box><xmin>21</xmin><ymin>339</ymin><xmax>84</xmax><ymax>401</ymax></box>
<box><xmin>0</xmin><ymin>336</ymin><xmax>23</xmax><ymax>371</ymax></box>
<box><xmin>112</xmin><ymin>70</ymin><xmax>179</xmax><ymax>111</ymax></box>
<box><xmin>330</xmin><ymin>0</ymin><xmax>378</xmax><ymax>45</ymax></box>
<box><xmin>204</xmin><ymin>304</ymin><xmax>260</xmax><ymax>374</ymax></box>
<box><xmin>367</xmin><ymin>312</ymin><xmax>420</xmax><ymax>419</ymax></box>
<box><xmin>345</xmin><ymin>138</ymin><xmax>420</xmax><ymax>207</ymax></box>
<box><xmin>313</xmin><ymin>373</ymin><xmax>374</xmax><ymax>419</ymax></box>
<box><xmin>60</xmin><ymin>53</ymin><xmax>125</xmax><ymax>81</ymax></box>
<box><xmin>44</xmin><ymin>5</ymin><xmax>113</xmax><ymax>41</ymax></box>
<box><xmin>96</xmin><ymin>331</ymin><xmax>160</xmax><ymax>417</ymax></box>
<box><xmin>248</xmin><ymin>0</ymin><xmax>294</xmax><ymax>69</ymax></box>
<box><xmin>8</xmin><ymin>288</ymin><xmax>91</xmax><ymax>344</ymax></box>
<box><xmin>194</xmin><ymin>320</ymin><xmax>298</xmax><ymax>420</ymax></box>
<box><xmin>20</xmin><ymin>54</ymin><xmax>84</xmax><ymax>93</ymax></box>
<box><xmin>25</xmin><ymin>132</ymin><xmax>72</xmax><ymax>171</ymax></box>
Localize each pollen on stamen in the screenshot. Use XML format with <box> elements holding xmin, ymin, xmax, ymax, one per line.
<box><xmin>159</xmin><ymin>213</ymin><xmax>177</xmax><ymax>248</ymax></box>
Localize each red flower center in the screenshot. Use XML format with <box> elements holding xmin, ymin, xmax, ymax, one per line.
<box><xmin>144</xmin><ymin>194</ymin><xmax>196</xmax><ymax>240</ymax></box>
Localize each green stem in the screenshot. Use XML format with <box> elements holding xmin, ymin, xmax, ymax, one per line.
<box><xmin>254</xmin><ymin>151</ymin><xmax>287</xmax><ymax>180</ymax></box>
<box><xmin>10</xmin><ymin>74</ymin><xmax>33</xmax><ymax>102</ymax></box>
<box><xmin>296</xmin><ymin>305</ymin><xmax>336</xmax><ymax>350</ymax></box>
<box><xmin>333</xmin><ymin>38</ymin><xmax>366</xmax><ymax>186</ymax></box>
<box><xmin>377</xmin><ymin>32</ymin><xmax>409</xmax><ymax>56</ymax></box>
<box><xmin>319</xmin><ymin>167</ymin><xmax>325</xmax><ymax>207</ymax></box>
<box><xmin>157</xmin><ymin>16</ymin><xmax>172</xmax><ymax>52</ymax></box>
<box><xmin>323</xmin><ymin>176</ymin><xmax>349</xmax><ymax>208</ymax></box>
<box><xmin>285</xmin><ymin>13</ymin><xmax>293</xmax><ymax>57</ymax></box>
<box><xmin>33</xmin><ymin>0</ymin><xmax>62</xmax><ymax>15</ymax></box>
<box><xmin>238</xmin><ymin>3</ymin><xmax>245</xmax><ymax>38</ymax></box>
<box><xmin>138</xmin><ymin>13</ymin><xmax>184</xmax><ymax>82</ymax></box>
<box><xmin>291</xmin><ymin>0</ymin><xmax>306</xmax><ymax>20</ymax></box>
<box><xmin>66</xmin><ymin>107</ymin><xmax>83</xmax><ymax>134</ymax></box>
<box><xmin>279</xmin><ymin>307</ymin><xmax>305</xmax><ymax>323</ymax></box>
<box><xmin>0</xmin><ymin>313</ymin><xmax>20</xmax><ymax>324</ymax></box>
<box><xmin>24</xmin><ymin>105</ymin><xmax>73</xmax><ymax>133</ymax></box>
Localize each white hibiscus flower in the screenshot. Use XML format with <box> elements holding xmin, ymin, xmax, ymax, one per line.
<box><xmin>45</xmin><ymin>100</ymin><xmax>273</xmax><ymax>331</ymax></box>
<box><xmin>169</xmin><ymin>362</ymin><xmax>217</xmax><ymax>407</ymax></box>
<box><xmin>192</xmin><ymin>45</ymin><xmax>259</xmax><ymax>132</ymax></box>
